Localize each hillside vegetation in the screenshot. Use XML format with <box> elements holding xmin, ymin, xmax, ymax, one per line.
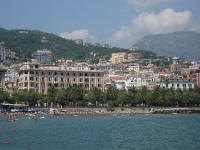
<box><xmin>0</xmin><ymin>27</ymin><xmax>128</xmax><ymax>60</ymax></box>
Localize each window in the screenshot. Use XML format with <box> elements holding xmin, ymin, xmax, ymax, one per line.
<box><xmin>48</xmin><ymin>72</ymin><xmax>51</xmax><ymax>75</ymax></box>
<box><xmin>36</xmin><ymin>72</ymin><xmax>38</xmax><ymax>75</ymax></box>
<box><xmin>49</xmin><ymin>77</ymin><xmax>51</xmax><ymax>81</ymax></box>
<box><xmin>30</xmin><ymin>77</ymin><xmax>34</xmax><ymax>81</ymax></box>
<box><xmin>61</xmin><ymin>78</ymin><xmax>63</xmax><ymax>82</ymax></box>
<box><xmin>98</xmin><ymin>84</ymin><xmax>101</xmax><ymax>87</ymax></box>
<box><xmin>73</xmin><ymin>73</ymin><xmax>76</xmax><ymax>76</ymax></box>
<box><xmin>30</xmin><ymin>71</ymin><xmax>34</xmax><ymax>74</ymax></box>
<box><xmin>41</xmin><ymin>83</ymin><xmax>45</xmax><ymax>88</ymax></box>
<box><xmin>183</xmin><ymin>84</ymin><xmax>186</xmax><ymax>88</ymax></box>
<box><xmin>61</xmin><ymin>72</ymin><xmax>64</xmax><ymax>76</ymax></box>
<box><xmin>24</xmin><ymin>82</ymin><xmax>28</xmax><ymax>87</ymax></box>
<box><xmin>85</xmin><ymin>78</ymin><xmax>89</xmax><ymax>82</ymax></box>
<box><xmin>55</xmin><ymin>78</ymin><xmax>57</xmax><ymax>82</ymax></box>
<box><xmin>61</xmin><ymin>84</ymin><xmax>64</xmax><ymax>88</ymax></box>
<box><xmin>25</xmin><ymin>77</ymin><xmax>27</xmax><ymax>80</ymax></box>
<box><xmin>85</xmin><ymin>73</ymin><xmax>88</xmax><ymax>76</ymax></box>
<box><xmin>80</xmin><ymin>78</ymin><xmax>82</xmax><ymax>82</ymax></box>
<box><xmin>67</xmin><ymin>72</ymin><xmax>70</xmax><ymax>76</ymax></box>
<box><xmin>91</xmin><ymin>73</ymin><xmax>95</xmax><ymax>77</ymax></box>
<box><xmin>42</xmin><ymin>77</ymin><xmax>44</xmax><ymax>82</ymax></box>
<box><xmin>42</xmin><ymin>72</ymin><xmax>44</xmax><ymax>75</ymax></box>
<box><xmin>74</xmin><ymin>78</ymin><xmax>76</xmax><ymax>82</ymax></box>
<box><xmin>36</xmin><ymin>77</ymin><xmax>38</xmax><ymax>81</ymax></box>
<box><xmin>31</xmin><ymin>83</ymin><xmax>34</xmax><ymax>87</ymax></box>
<box><xmin>25</xmin><ymin>71</ymin><xmax>28</xmax><ymax>74</ymax></box>
<box><xmin>79</xmin><ymin>73</ymin><xmax>82</xmax><ymax>76</ymax></box>
<box><xmin>54</xmin><ymin>72</ymin><xmax>57</xmax><ymax>75</ymax></box>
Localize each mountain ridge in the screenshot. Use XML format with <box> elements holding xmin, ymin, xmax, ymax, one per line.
<box><xmin>134</xmin><ymin>31</ymin><xmax>200</xmax><ymax>60</ymax></box>
<box><xmin>0</xmin><ymin>27</ymin><xmax>129</xmax><ymax>60</ymax></box>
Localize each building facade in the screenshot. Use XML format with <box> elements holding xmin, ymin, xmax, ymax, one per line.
<box><xmin>0</xmin><ymin>45</ymin><xmax>6</xmax><ymax>62</ymax></box>
<box><xmin>190</xmin><ymin>69</ymin><xmax>200</xmax><ymax>88</ymax></box>
<box><xmin>197</xmin><ymin>70</ymin><xmax>200</xmax><ymax>88</ymax></box>
<box><xmin>129</xmin><ymin>46</ymin><xmax>138</xmax><ymax>51</ymax></box>
<box><xmin>127</xmin><ymin>53</ymin><xmax>142</xmax><ymax>62</ymax></box>
<box><xmin>159</xmin><ymin>80</ymin><xmax>196</xmax><ymax>90</ymax></box>
<box><xmin>18</xmin><ymin>63</ymin><xmax>105</xmax><ymax>94</ymax></box>
<box><xmin>0</xmin><ymin>68</ymin><xmax>7</xmax><ymax>89</ymax></box>
<box><xmin>33</xmin><ymin>49</ymin><xmax>52</xmax><ymax>64</ymax></box>
<box><xmin>74</xmin><ymin>39</ymin><xmax>83</xmax><ymax>46</ymax></box>
<box><xmin>110</xmin><ymin>52</ymin><xmax>127</xmax><ymax>64</ymax></box>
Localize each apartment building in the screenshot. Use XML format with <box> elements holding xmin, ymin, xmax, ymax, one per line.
<box><xmin>110</xmin><ymin>52</ymin><xmax>127</xmax><ymax>64</ymax></box>
<box><xmin>0</xmin><ymin>45</ymin><xmax>6</xmax><ymax>62</ymax></box>
<box><xmin>33</xmin><ymin>49</ymin><xmax>52</xmax><ymax>64</ymax></box>
<box><xmin>159</xmin><ymin>80</ymin><xmax>196</xmax><ymax>90</ymax></box>
<box><xmin>127</xmin><ymin>53</ymin><xmax>142</xmax><ymax>62</ymax></box>
<box><xmin>18</xmin><ymin>63</ymin><xmax>105</xmax><ymax>94</ymax></box>
<box><xmin>0</xmin><ymin>67</ymin><xmax>7</xmax><ymax>89</ymax></box>
<box><xmin>190</xmin><ymin>69</ymin><xmax>200</xmax><ymax>88</ymax></box>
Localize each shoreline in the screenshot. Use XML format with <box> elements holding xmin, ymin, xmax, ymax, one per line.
<box><xmin>1</xmin><ymin>107</ymin><xmax>200</xmax><ymax>118</ymax></box>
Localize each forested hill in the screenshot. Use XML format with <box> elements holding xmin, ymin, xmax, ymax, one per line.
<box><xmin>134</xmin><ymin>31</ymin><xmax>200</xmax><ymax>60</ymax></box>
<box><xmin>0</xmin><ymin>27</ymin><xmax>128</xmax><ymax>60</ymax></box>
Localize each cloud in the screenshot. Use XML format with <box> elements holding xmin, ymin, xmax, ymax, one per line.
<box><xmin>127</xmin><ymin>0</ymin><xmax>176</xmax><ymax>10</ymax></box>
<box><xmin>110</xmin><ymin>8</ymin><xmax>192</xmax><ymax>47</ymax></box>
<box><xmin>59</xmin><ymin>29</ymin><xmax>96</xmax><ymax>41</ymax></box>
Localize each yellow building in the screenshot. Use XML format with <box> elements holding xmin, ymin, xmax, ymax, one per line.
<box><xmin>110</xmin><ymin>52</ymin><xmax>127</xmax><ymax>64</ymax></box>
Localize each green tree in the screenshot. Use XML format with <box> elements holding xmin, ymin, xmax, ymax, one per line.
<box><xmin>105</xmin><ymin>87</ymin><xmax>118</xmax><ymax>106</ymax></box>
<box><xmin>84</xmin><ymin>88</ymin><xmax>104</xmax><ymax>106</ymax></box>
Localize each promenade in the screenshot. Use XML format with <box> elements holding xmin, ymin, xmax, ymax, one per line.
<box><xmin>1</xmin><ymin>107</ymin><xmax>200</xmax><ymax>118</ymax></box>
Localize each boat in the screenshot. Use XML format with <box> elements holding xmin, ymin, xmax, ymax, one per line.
<box><xmin>171</xmin><ymin>113</ymin><xmax>177</xmax><ymax>115</ymax></box>
<box><xmin>7</xmin><ymin>119</ymin><xmax>18</xmax><ymax>122</ymax></box>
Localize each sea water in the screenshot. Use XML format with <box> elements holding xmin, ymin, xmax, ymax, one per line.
<box><xmin>0</xmin><ymin>114</ymin><xmax>200</xmax><ymax>150</ymax></box>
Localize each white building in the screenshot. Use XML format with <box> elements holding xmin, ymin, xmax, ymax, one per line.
<box><xmin>159</xmin><ymin>81</ymin><xmax>196</xmax><ymax>90</ymax></box>
<box><xmin>125</xmin><ymin>78</ymin><xmax>148</xmax><ymax>90</ymax></box>
<box><xmin>127</xmin><ymin>63</ymin><xmax>142</xmax><ymax>73</ymax></box>
<box><xmin>33</xmin><ymin>49</ymin><xmax>53</xmax><ymax>64</ymax></box>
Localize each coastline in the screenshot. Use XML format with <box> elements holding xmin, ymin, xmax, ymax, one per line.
<box><xmin>1</xmin><ymin>107</ymin><xmax>200</xmax><ymax>118</ymax></box>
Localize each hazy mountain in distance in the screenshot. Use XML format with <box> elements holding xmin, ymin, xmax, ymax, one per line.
<box><xmin>134</xmin><ymin>31</ymin><xmax>200</xmax><ymax>60</ymax></box>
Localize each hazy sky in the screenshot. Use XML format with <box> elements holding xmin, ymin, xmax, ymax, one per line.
<box><xmin>0</xmin><ymin>0</ymin><xmax>200</xmax><ymax>47</ymax></box>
